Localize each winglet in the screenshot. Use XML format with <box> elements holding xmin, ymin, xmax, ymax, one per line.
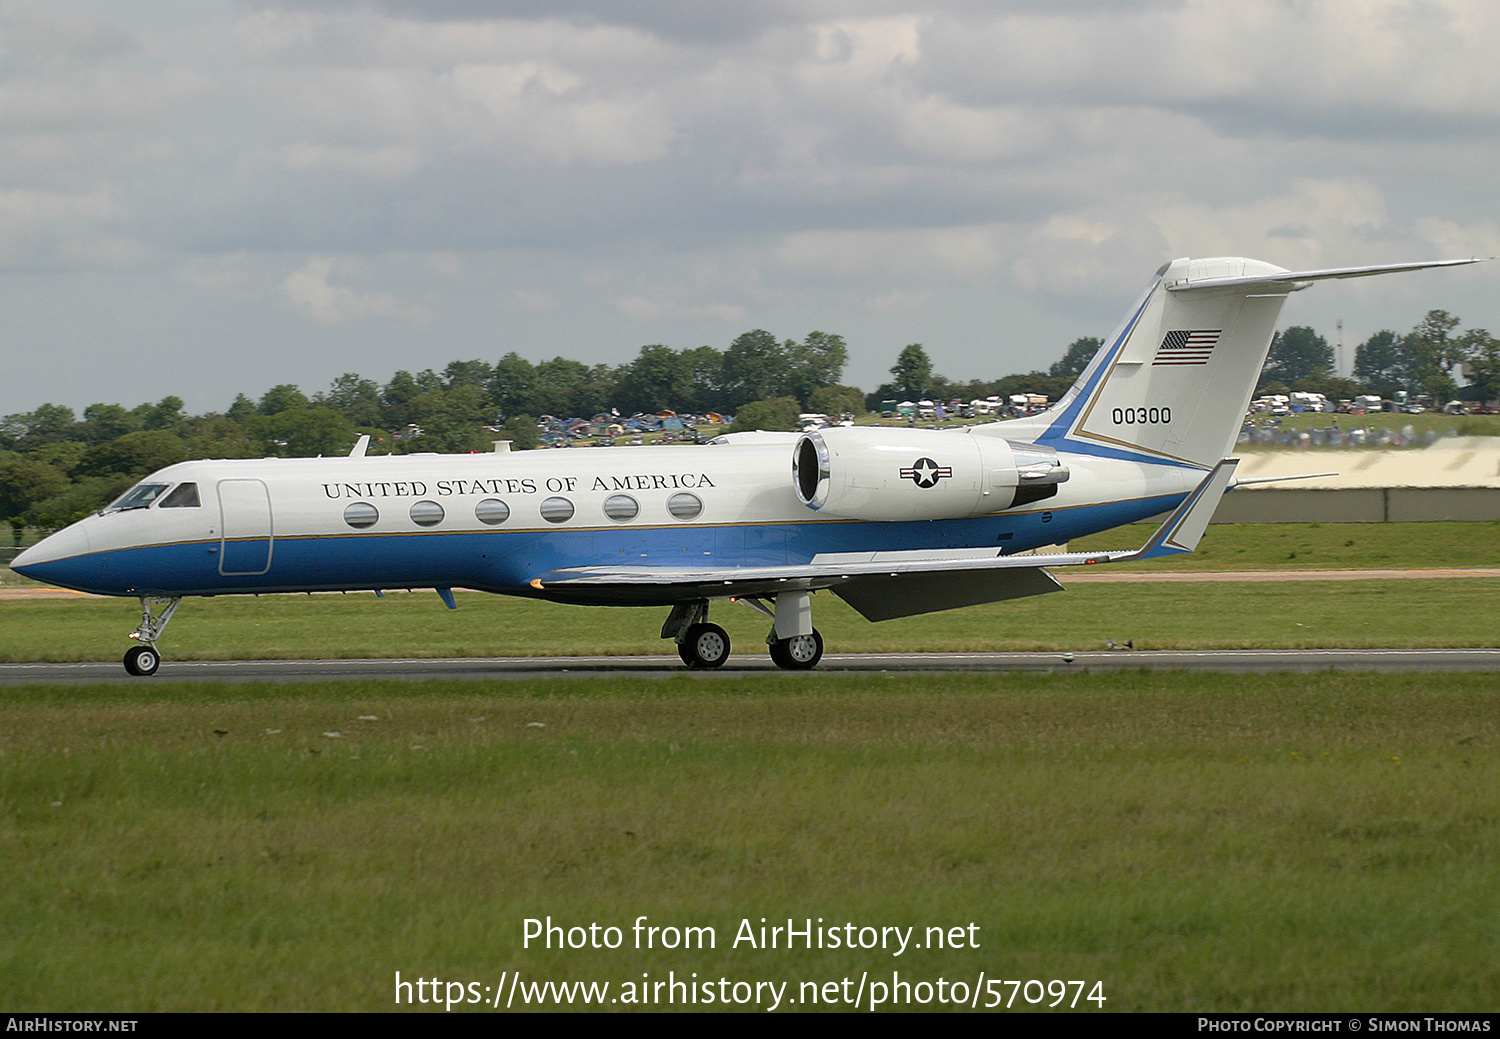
<box><xmin>1129</xmin><ymin>458</ymin><xmax>1238</xmax><ymax>561</ymax></box>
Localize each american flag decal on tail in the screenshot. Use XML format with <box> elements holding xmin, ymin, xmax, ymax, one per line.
<box><xmin>1152</xmin><ymin>329</ymin><xmax>1221</xmax><ymax>365</ymax></box>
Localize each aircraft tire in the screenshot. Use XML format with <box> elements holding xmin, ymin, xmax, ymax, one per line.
<box><xmin>123</xmin><ymin>645</ymin><xmax>161</xmax><ymax>677</ymax></box>
<box><xmin>769</xmin><ymin>629</ymin><xmax>823</xmax><ymax>670</ymax></box>
<box><xmin>679</xmin><ymin>623</ymin><xmax>730</xmax><ymax>668</ymax></box>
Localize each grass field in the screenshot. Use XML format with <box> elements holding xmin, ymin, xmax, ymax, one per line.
<box><xmin>1071</xmin><ymin>519</ymin><xmax>1500</xmax><ymax>571</ymax></box>
<box><xmin>0</xmin><ymin>577</ymin><xmax>1497</xmax><ymax>663</ymax></box>
<box><xmin>4</xmin><ymin>522</ymin><xmax>1496</xmax><ymax>1013</ymax></box>
<box><xmin>2</xmin><ymin>673</ymin><xmax>1496</xmax><ymax>1012</ymax></box>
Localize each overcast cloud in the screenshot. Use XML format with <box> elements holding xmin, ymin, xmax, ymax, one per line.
<box><xmin>2</xmin><ymin>0</ymin><xmax>1496</xmax><ymax>414</ymax></box>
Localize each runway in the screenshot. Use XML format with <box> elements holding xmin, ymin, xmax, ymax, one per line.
<box><xmin>3</xmin><ymin>647</ymin><xmax>1498</xmax><ymax>684</ymax></box>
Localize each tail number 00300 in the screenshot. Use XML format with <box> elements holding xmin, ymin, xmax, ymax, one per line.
<box><xmin>1112</xmin><ymin>407</ymin><xmax>1171</xmax><ymax>425</ymax></box>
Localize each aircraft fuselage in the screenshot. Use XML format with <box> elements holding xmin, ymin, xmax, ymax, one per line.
<box><xmin>16</xmin><ymin>438</ymin><xmax>1191</xmax><ymax>605</ymax></box>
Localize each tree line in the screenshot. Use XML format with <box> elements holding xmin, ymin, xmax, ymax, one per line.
<box><xmin>4</xmin><ymin>310</ymin><xmax>1495</xmax><ymax>532</ymax></box>
<box><xmin>1259</xmin><ymin>310</ymin><xmax>1500</xmax><ymax>403</ymax></box>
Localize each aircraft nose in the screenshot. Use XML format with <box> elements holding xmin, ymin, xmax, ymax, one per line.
<box><xmin>11</xmin><ymin>522</ymin><xmax>94</xmax><ymax>587</ymax></box>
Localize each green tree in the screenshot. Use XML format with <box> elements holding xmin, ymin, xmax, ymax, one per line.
<box><xmin>1049</xmin><ymin>337</ymin><xmax>1101</xmax><ymax>380</ymax></box>
<box><xmin>382</xmin><ymin>371</ymin><xmax>423</xmax><ymax>428</ymax></box>
<box><xmin>1261</xmin><ymin>327</ymin><xmax>1333</xmax><ymax>388</ymax></box>
<box><xmin>254</xmin><ymin>408</ymin><xmax>359</xmax><ymax>457</ymax></box>
<box><xmin>806</xmin><ymin>384</ymin><xmax>865</xmax><ymax>417</ymax></box>
<box><xmin>721</xmin><ymin>330</ymin><xmax>787</xmax><ymax>410</ymax></box>
<box><xmin>134</xmin><ymin>396</ymin><xmax>186</xmax><ymax>434</ymax></box>
<box><xmin>259</xmin><ymin>384</ymin><xmax>311</xmax><ymax>415</ymax></box>
<box><xmin>317</xmin><ymin>374</ymin><xmax>383</xmax><ymax>427</ymax></box>
<box><xmin>531</xmin><ymin>358</ymin><xmax>612</xmax><ymax>418</ymax></box>
<box><xmin>226</xmin><ymin>394</ymin><xmax>257</xmax><ymax>424</ymax></box>
<box><xmin>889</xmin><ymin>344</ymin><xmax>933</xmax><ymax>399</ymax></box>
<box><xmin>443</xmin><ymin>359</ymin><xmax>494</xmax><ymax>392</ymax></box>
<box><xmin>497</xmin><ymin>414</ymin><xmax>540</xmax><ymax>451</ymax></box>
<box><xmin>726</xmin><ymin>396</ymin><xmax>800</xmax><ymax>434</ymax></box>
<box><xmin>615</xmin><ymin>344</ymin><xmax>691</xmax><ymax>414</ymax></box>
<box><xmin>1353</xmin><ymin>330</ymin><xmax>1407</xmax><ymax>395</ymax></box>
<box><xmin>680</xmin><ymin>346</ymin><xmax>725</xmax><ymax>413</ymax></box>
<box><xmin>402</xmin><ymin>385</ymin><xmax>491</xmax><ymax>453</ymax></box>
<box><xmin>1404</xmin><ymin>310</ymin><xmax>1463</xmax><ymax>399</ymax></box>
<box><xmin>1459</xmin><ymin>329</ymin><xmax>1500</xmax><ymax>404</ymax></box>
<box><xmin>14</xmin><ymin>403</ymin><xmax>78</xmax><ymax>448</ymax></box>
<box><xmin>80</xmin><ymin>403</ymin><xmax>138</xmax><ymax>446</ymax></box>
<box><xmin>0</xmin><ymin>457</ymin><xmax>70</xmax><ymax>521</ymax></box>
<box><xmin>783</xmin><ymin>331</ymin><xmax>848</xmax><ymax>405</ymax></box>
<box><xmin>488</xmin><ymin>353</ymin><xmax>537</xmax><ymax>419</ymax></box>
<box><xmin>76</xmin><ymin>430</ymin><xmax>187</xmax><ymax>480</ymax></box>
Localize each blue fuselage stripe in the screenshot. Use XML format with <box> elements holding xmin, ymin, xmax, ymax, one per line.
<box><xmin>18</xmin><ymin>495</ymin><xmax>1184</xmax><ymax>600</ymax></box>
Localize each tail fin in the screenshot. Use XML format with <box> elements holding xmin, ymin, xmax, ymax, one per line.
<box><xmin>1000</xmin><ymin>257</ymin><xmax>1479</xmax><ymax>468</ymax></box>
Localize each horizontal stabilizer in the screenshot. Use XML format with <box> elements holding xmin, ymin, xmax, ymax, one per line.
<box><xmin>1169</xmin><ymin>258</ymin><xmax>1482</xmax><ymax>293</ymax></box>
<box><xmin>1231</xmin><ymin>472</ymin><xmax>1336</xmax><ymax>488</ymax></box>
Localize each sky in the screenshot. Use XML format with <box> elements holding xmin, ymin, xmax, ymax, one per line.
<box><xmin>3</xmin><ymin>0</ymin><xmax>1498</xmax><ymax>416</ymax></box>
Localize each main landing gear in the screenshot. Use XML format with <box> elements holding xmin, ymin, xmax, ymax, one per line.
<box><xmin>662</xmin><ymin>592</ymin><xmax>825</xmax><ymax>671</ymax></box>
<box><xmin>123</xmin><ymin>596</ymin><xmax>181</xmax><ymax>676</ymax></box>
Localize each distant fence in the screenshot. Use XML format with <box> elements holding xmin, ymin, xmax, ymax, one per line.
<box><xmin>1209</xmin><ymin>488</ymin><xmax>1500</xmax><ymax>523</ymax></box>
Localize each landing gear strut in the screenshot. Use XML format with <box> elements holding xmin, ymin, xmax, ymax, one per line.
<box><xmin>759</xmin><ymin>590</ymin><xmax>822</xmax><ymax>670</ymax></box>
<box><xmin>124</xmin><ymin>596</ymin><xmax>181</xmax><ymax>676</ymax></box>
<box><xmin>661</xmin><ymin>591</ymin><xmax>827</xmax><ymax>671</ymax></box>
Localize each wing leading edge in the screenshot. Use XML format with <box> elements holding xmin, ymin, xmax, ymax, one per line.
<box><xmin>534</xmin><ymin>460</ymin><xmax>1237</xmax><ymax>620</ymax></box>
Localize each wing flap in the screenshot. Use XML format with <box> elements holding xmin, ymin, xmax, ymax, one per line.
<box><xmin>835</xmin><ymin>566</ymin><xmax>1063</xmax><ymax>621</ymax></box>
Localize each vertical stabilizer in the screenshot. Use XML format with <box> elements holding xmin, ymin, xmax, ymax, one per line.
<box><xmin>990</xmin><ymin>256</ymin><xmax>1480</xmax><ymax>469</ymax></box>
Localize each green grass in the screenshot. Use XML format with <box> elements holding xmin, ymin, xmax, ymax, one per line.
<box><xmin>1073</xmin><ymin>519</ymin><xmax>1500</xmax><ymax>571</ymax></box>
<box><xmin>0</xmin><ymin>577</ymin><xmax>1497</xmax><ymax>662</ymax></box>
<box><xmin>2</xmin><ymin>673</ymin><xmax>1496</xmax><ymax>1011</ymax></box>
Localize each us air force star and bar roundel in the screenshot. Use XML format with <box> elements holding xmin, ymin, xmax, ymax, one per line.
<box><xmin>900</xmin><ymin>457</ymin><xmax>953</xmax><ymax>488</ymax></box>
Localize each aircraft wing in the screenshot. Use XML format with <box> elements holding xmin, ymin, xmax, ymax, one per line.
<box><xmin>535</xmin><ymin>460</ymin><xmax>1237</xmax><ymax>619</ymax></box>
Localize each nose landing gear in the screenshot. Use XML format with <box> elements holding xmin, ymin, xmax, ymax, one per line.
<box><xmin>124</xmin><ymin>596</ymin><xmax>181</xmax><ymax>676</ymax></box>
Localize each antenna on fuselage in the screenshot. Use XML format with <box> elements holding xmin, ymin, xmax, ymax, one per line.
<box><xmin>349</xmin><ymin>435</ymin><xmax>370</xmax><ymax>458</ymax></box>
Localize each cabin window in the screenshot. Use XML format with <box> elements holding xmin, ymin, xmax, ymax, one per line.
<box><xmin>602</xmin><ymin>494</ymin><xmax>638</xmax><ymax>521</ymax></box>
<box><xmin>474</xmin><ymin>499</ymin><xmax>510</xmax><ymax>525</ymax></box>
<box><xmin>106</xmin><ymin>483</ymin><xmax>169</xmax><ymax>512</ymax></box>
<box><xmin>409</xmin><ymin>500</ymin><xmax>445</xmax><ymax>527</ymax></box>
<box><xmin>667</xmin><ymin>492</ymin><xmax>703</xmax><ymax>520</ymax></box>
<box><xmin>540</xmin><ymin>497</ymin><xmax>574</xmax><ymax>523</ymax></box>
<box><xmin>159</xmin><ymin>483</ymin><xmax>200</xmax><ymax>508</ymax></box>
<box><xmin>344</xmin><ymin>502</ymin><xmax>379</xmax><ymax>529</ymax></box>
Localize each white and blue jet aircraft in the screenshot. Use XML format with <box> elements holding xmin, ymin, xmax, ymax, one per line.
<box><xmin>12</xmin><ymin>256</ymin><xmax>1477</xmax><ymax>675</ymax></box>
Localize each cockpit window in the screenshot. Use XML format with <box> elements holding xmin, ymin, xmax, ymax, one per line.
<box><xmin>106</xmin><ymin>483</ymin><xmax>169</xmax><ymax>512</ymax></box>
<box><xmin>159</xmin><ymin>483</ymin><xmax>201</xmax><ymax>508</ymax></box>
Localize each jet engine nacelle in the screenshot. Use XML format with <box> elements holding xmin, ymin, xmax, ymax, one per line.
<box><xmin>793</xmin><ymin>427</ymin><xmax>1069</xmax><ymax>521</ymax></box>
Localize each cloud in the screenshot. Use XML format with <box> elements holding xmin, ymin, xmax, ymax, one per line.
<box><xmin>0</xmin><ymin>188</ymin><xmax>140</xmax><ymax>269</ymax></box>
<box><xmin>613</xmin><ymin>295</ymin><xmax>747</xmax><ymax>322</ymax></box>
<box><xmin>281</xmin><ymin>255</ymin><xmax>432</xmax><ymax>324</ymax></box>
<box><xmin>3</xmin><ymin>1</ymin><xmax>1499</xmax><ymax>414</ymax></box>
<box><xmin>774</xmin><ymin>224</ymin><xmax>1008</xmax><ymax>280</ymax></box>
<box><xmin>279</xmin><ymin>142</ymin><xmax>425</xmax><ymax>181</ymax></box>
